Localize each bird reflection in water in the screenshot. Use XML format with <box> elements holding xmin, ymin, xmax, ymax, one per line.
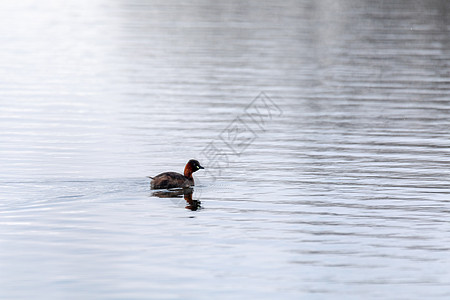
<box><xmin>152</xmin><ymin>187</ymin><xmax>201</xmax><ymax>211</ymax></box>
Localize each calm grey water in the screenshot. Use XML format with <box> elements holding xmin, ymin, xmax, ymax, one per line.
<box><xmin>1</xmin><ymin>0</ymin><xmax>450</xmax><ymax>299</ymax></box>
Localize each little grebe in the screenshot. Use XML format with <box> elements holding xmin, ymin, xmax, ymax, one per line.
<box><xmin>149</xmin><ymin>159</ymin><xmax>204</xmax><ymax>189</ymax></box>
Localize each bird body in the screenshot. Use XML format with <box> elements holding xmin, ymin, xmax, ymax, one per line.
<box><xmin>149</xmin><ymin>159</ymin><xmax>204</xmax><ymax>189</ymax></box>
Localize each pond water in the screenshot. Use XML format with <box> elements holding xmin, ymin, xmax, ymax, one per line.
<box><xmin>1</xmin><ymin>0</ymin><xmax>450</xmax><ymax>299</ymax></box>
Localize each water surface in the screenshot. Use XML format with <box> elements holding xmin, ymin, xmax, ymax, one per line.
<box><xmin>1</xmin><ymin>0</ymin><xmax>450</xmax><ymax>299</ymax></box>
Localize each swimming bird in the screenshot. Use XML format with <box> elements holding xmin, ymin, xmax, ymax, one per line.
<box><xmin>149</xmin><ymin>159</ymin><xmax>204</xmax><ymax>189</ymax></box>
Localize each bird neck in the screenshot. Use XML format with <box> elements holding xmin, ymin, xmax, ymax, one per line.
<box><xmin>184</xmin><ymin>163</ymin><xmax>194</xmax><ymax>179</ymax></box>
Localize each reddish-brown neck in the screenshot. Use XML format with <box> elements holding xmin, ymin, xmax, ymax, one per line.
<box><xmin>184</xmin><ymin>162</ymin><xmax>194</xmax><ymax>179</ymax></box>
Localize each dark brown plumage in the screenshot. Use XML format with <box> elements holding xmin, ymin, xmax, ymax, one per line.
<box><xmin>149</xmin><ymin>159</ymin><xmax>204</xmax><ymax>189</ymax></box>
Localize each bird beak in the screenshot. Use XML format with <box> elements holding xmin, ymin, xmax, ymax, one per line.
<box><xmin>199</xmin><ymin>165</ymin><xmax>204</xmax><ymax>169</ymax></box>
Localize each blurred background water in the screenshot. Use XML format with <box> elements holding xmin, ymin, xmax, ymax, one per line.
<box><xmin>1</xmin><ymin>0</ymin><xmax>450</xmax><ymax>299</ymax></box>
